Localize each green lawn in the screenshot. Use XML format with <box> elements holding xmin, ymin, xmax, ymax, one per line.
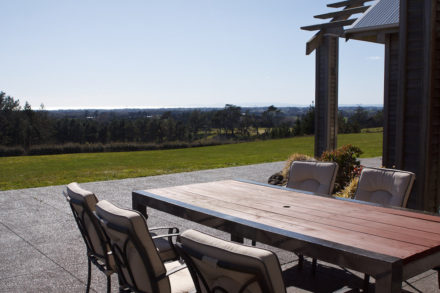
<box><xmin>0</xmin><ymin>132</ymin><xmax>382</xmax><ymax>190</ymax></box>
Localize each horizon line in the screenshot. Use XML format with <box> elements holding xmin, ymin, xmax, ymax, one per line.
<box><xmin>44</xmin><ymin>103</ymin><xmax>384</xmax><ymax>111</ymax></box>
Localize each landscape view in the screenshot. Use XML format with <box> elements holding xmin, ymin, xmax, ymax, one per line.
<box><xmin>0</xmin><ymin>1</ymin><xmax>385</xmax><ymax>191</ymax></box>
<box><xmin>0</xmin><ymin>90</ymin><xmax>383</xmax><ymax>189</ymax></box>
<box><xmin>3</xmin><ymin>0</ymin><xmax>440</xmax><ymax>292</ymax></box>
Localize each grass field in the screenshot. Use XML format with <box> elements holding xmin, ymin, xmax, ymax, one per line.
<box><xmin>0</xmin><ymin>132</ymin><xmax>382</xmax><ymax>190</ymax></box>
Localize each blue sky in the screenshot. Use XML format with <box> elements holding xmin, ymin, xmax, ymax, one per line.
<box><xmin>0</xmin><ymin>0</ymin><xmax>384</xmax><ymax>109</ymax></box>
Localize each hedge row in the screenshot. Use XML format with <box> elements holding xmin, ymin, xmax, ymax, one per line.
<box><xmin>0</xmin><ymin>140</ymin><xmax>234</xmax><ymax>157</ymax></box>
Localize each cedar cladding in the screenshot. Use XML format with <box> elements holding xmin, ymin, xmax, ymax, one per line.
<box><xmin>398</xmin><ymin>0</ymin><xmax>440</xmax><ymax>211</ymax></box>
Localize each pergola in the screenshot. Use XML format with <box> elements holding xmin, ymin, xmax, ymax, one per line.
<box><xmin>302</xmin><ymin>0</ymin><xmax>440</xmax><ymax>212</ymax></box>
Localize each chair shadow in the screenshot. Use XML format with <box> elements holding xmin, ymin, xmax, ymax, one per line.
<box><xmin>282</xmin><ymin>261</ymin><xmax>414</xmax><ymax>293</ymax></box>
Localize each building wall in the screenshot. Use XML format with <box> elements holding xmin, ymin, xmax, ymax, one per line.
<box><xmin>398</xmin><ymin>0</ymin><xmax>440</xmax><ymax>211</ymax></box>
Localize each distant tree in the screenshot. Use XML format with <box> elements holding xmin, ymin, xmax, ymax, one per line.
<box><xmin>338</xmin><ymin>112</ymin><xmax>349</xmax><ymax>134</ymax></box>
<box><xmin>239</xmin><ymin>110</ymin><xmax>252</xmax><ymax>137</ymax></box>
<box><xmin>189</xmin><ymin>110</ymin><xmax>205</xmax><ymax>138</ymax></box>
<box><xmin>262</xmin><ymin>105</ymin><xmax>281</xmax><ymax>128</ymax></box>
<box><xmin>301</xmin><ymin>105</ymin><xmax>315</xmax><ymax>135</ymax></box>
<box><xmin>0</xmin><ymin>91</ymin><xmax>21</xmax><ymax>111</ymax></box>
<box><xmin>223</xmin><ymin>104</ymin><xmax>241</xmax><ymax>136</ymax></box>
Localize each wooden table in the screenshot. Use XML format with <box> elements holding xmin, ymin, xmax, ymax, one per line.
<box><xmin>132</xmin><ymin>180</ymin><xmax>440</xmax><ymax>292</ymax></box>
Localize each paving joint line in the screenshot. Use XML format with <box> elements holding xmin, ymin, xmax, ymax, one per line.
<box><xmin>0</xmin><ymin>221</ymin><xmax>96</xmax><ymax>291</ymax></box>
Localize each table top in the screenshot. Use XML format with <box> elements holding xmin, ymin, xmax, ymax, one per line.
<box><xmin>140</xmin><ymin>180</ymin><xmax>440</xmax><ymax>263</ymax></box>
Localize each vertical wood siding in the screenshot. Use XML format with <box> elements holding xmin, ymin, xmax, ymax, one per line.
<box><xmin>383</xmin><ymin>33</ymin><xmax>400</xmax><ymax>168</ymax></box>
<box><xmin>398</xmin><ymin>0</ymin><xmax>440</xmax><ymax>211</ymax></box>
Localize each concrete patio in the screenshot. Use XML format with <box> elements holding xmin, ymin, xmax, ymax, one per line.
<box><xmin>1</xmin><ymin>158</ymin><xmax>438</xmax><ymax>292</ymax></box>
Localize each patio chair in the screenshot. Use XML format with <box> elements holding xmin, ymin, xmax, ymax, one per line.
<box><xmin>353</xmin><ymin>167</ymin><xmax>415</xmax><ymax>290</ymax></box>
<box><xmin>285</xmin><ymin>161</ymin><xmax>338</xmax><ymax>272</ymax></box>
<box><xmin>64</xmin><ymin>183</ymin><xmax>116</xmax><ymax>293</ymax></box>
<box><xmin>65</xmin><ymin>183</ymin><xmax>179</xmax><ymax>293</ymax></box>
<box><xmin>95</xmin><ymin>200</ymin><xmax>195</xmax><ymax>293</ymax></box>
<box><xmin>176</xmin><ymin>229</ymin><xmax>286</xmax><ymax>293</ymax></box>
<box><xmin>286</xmin><ymin>161</ymin><xmax>338</xmax><ymax>195</ymax></box>
<box><xmin>354</xmin><ymin>167</ymin><xmax>415</xmax><ymax>208</ymax></box>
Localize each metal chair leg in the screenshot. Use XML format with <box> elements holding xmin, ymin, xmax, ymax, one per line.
<box><xmin>311</xmin><ymin>258</ymin><xmax>317</xmax><ymax>276</ymax></box>
<box><xmin>298</xmin><ymin>254</ymin><xmax>304</xmax><ymax>270</ymax></box>
<box><xmin>86</xmin><ymin>258</ymin><xmax>92</xmax><ymax>293</ymax></box>
<box><xmin>437</xmin><ymin>268</ymin><xmax>440</xmax><ymax>289</ymax></box>
<box><xmin>106</xmin><ymin>275</ymin><xmax>111</xmax><ymax>293</ymax></box>
<box><xmin>363</xmin><ymin>274</ymin><xmax>370</xmax><ymax>292</ymax></box>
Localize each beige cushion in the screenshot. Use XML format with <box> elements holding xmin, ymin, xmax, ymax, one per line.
<box><xmin>66</xmin><ymin>183</ymin><xmax>110</xmax><ymax>263</ymax></box>
<box><xmin>286</xmin><ymin>161</ymin><xmax>338</xmax><ymax>195</ymax></box>
<box><xmin>96</xmin><ymin>200</ymin><xmax>194</xmax><ymax>293</ymax></box>
<box><xmin>355</xmin><ymin>167</ymin><xmax>415</xmax><ymax>207</ymax></box>
<box><xmin>164</xmin><ymin>261</ymin><xmax>195</xmax><ymax>293</ymax></box>
<box><xmin>179</xmin><ymin>229</ymin><xmax>286</xmax><ymax>293</ymax></box>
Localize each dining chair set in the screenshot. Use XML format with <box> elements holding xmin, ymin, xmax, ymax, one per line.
<box><xmin>64</xmin><ymin>182</ymin><xmax>286</xmax><ymax>293</ymax></box>
<box><xmin>64</xmin><ymin>161</ymin><xmax>416</xmax><ymax>292</ymax></box>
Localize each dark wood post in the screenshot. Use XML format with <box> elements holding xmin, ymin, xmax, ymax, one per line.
<box><xmin>314</xmin><ymin>35</ymin><xmax>339</xmax><ymax>157</ymax></box>
<box><xmin>397</xmin><ymin>0</ymin><xmax>440</xmax><ymax>211</ymax></box>
<box><xmin>382</xmin><ymin>33</ymin><xmax>399</xmax><ymax>168</ymax></box>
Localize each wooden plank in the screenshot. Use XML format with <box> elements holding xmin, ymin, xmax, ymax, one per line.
<box><xmin>314</xmin><ymin>6</ymin><xmax>370</xmax><ymax>19</ymax></box>
<box><xmin>145</xmin><ymin>180</ymin><xmax>440</xmax><ymax>259</ymax></box>
<box><xmin>301</xmin><ymin>19</ymin><xmax>356</xmax><ymax>31</ymax></box>
<box><xmin>238</xmin><ymin>180</ymin><xmax>440</xmax><ymax>223</ymax></box>
<box><xmin>327</xmin><ymin>0</ymin><xmax>372</xmax><ymax>8</ymax></box>
<box><xmin>180</xmin><ymin>181</ymin><xmax>440</xmax><ymax>238</ymax></box>
<box><xmin>147</xmin><ymin>187</ymin><xmax>428</xmax><ymax>259</ymax></box>
<box><xmin>306</xmin><ymin>32</ymin><xmax>323</xmax><ymax>55</ymax></box>
<box><xmin>185</xmin><ymin>182</ymin><xmax>440</xmax><ymax>246</ymax></box>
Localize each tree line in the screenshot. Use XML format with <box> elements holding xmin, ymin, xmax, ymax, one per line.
<box><xmin>0</xmin><ymin>91</ymin><xmax>383</xmax><ymax>155</ymax></box>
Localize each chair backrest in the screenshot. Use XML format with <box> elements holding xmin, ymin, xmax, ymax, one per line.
<box><xmin>177</xmin><ymin>229</ymin><xmax>286</xmax><ymax>293</ymax></box>
<box><xmin>286</xmin><ymin>161</ymin><xmax>338</xmax><ymax>195</ymax></box>
<box><xmin>65</xmin><ymin>182</ymin><xmax>110</xmax><ymax>262</ymax></box>
<box><xmin>354</xmin><ymin>167</ymin><xmax>415</xmax><ymax>207</ymax></box>
<box><xmin>95</xmin><ymin>200</ymin><xmax>171</xmax><ymax>293</ymax></box>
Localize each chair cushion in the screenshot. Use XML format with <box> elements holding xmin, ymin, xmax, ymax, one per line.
<box><xmin>66</xmin><ymin>183</ymin><xmax>107</xmax><ymax>259</ymax></box>
<box><xmin>96</xmin><ymin>200</ymin><xmax>169</xmax><ymax>292</ymax></box>
<box><xmin>164</xmin><ymin>261</ymin><xmax>195</xmax><ymax>293</ymax></box>
<box><xmin>67</xmin><ymin>182</ymin><xmax>98</xmax><ymax>211</ymax></box>
<box><xmin>286</xmin><ymin>161</ymin><xmax>338</xmax><ymax>195</ymax></box>
<box><xmin>180</xmin><ymin>229</ymin><xmax>285</xmax><ymax>293</ymax></box>
<box><xmin>355</xmin><ymin>167</ymin><xmax>415</xmax><ymax>207</ymax></box>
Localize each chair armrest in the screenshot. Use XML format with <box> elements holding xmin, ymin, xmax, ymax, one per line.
<box><xmin>152</xmin><ymin>233</ymin><xmax>180</xmax><ymax>240</ymax></box>
<box><xmin>149</xmin><ymin>227</ymin><xmax>180</xmax><ymax>234</ymax></box>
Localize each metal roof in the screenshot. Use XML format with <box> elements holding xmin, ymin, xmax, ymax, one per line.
<box><xmin>346</xmin><ymin>0</ymin><xmax>399</xmax><ymax>33</ymax></box>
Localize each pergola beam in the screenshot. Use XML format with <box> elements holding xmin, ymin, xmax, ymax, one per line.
<box><xmin>327</xmin><ymin>0</ymin><xmax>372</xmax><ymax>8</ymax></box>
<box><xmin>314</xmin><ymin>6</ymin><xmax>370</xmax><ymax>19</ymax></box>
<box><xmin>301</xmin><ymin>19</ymin><xmax>356</xmax><ymax>31</ymax></box>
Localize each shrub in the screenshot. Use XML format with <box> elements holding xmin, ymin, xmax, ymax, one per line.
<box><xmin>281</xmin><ymin>153</ymin><xmax>316</xmax><ymax>179</ymax></box>
<box><xmin>320</xmin><ymin>144</ymin><xmax>363</xmax><ymax>193</ymax></box>
<box><xmin>0</xmin><ymin>146</ymin><xmax>25</xmax><ymax>157</ymax></box>
<box><xmin>336</xmin><ymin>177</ymin><xmax>359</xmax><ymax>198</ymax></box>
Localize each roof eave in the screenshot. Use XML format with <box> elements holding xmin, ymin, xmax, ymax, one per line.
<box><xmin>344</xmin><ymin>23</ymin><xmax>399</xmax><ymax>43</ymax></box>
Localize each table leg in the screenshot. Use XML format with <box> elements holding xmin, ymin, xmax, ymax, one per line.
<box><xmin>231</xmin><ymin>234</ymin><xmax>244</xmax><ymax>243</ymax></box>
<box><xmin>374</xmin><ymin>267</ymin><xmax>402</xmax><ymax>293</ymax></box>
<box><xmin>132</xmin><ymin>201</ymin><xmax>148</xmax><ymax>218</ymax></box>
